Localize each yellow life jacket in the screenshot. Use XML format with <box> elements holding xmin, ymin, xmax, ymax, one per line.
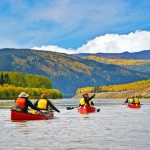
<box><xmin>134</xmin><ymin>98</ymin><xmax>140</xmax><ymax>104</ymax></box>
<box><xmin>80</xmin><ymin>98</ymin><xmax>86</xmax><ymax>105</ymax></box>
<box><xmin>80</xmin><ymin>98</ymin><xmax>93</xmax><ymax>106</ymax></box>
<box><xmin>128</xmin><ymin>98</ymin><xmax>133</xmax><ymax>103</ymax></box>
<box><xmin>37</xmin><ymin>99</ymin><xmax>48</xmax><ymax>110</ymax></box>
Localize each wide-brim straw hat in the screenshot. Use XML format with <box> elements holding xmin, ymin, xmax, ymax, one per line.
<box><xmin>18</xmin><ymin>92</ymin><xmax>29</xmax><ymax>98</ymax></box>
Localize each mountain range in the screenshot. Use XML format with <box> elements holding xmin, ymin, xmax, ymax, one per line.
<box><xmin>0</xmin><ymin>48</ymin><xmax>150</xmax><ymax>94</ymax></box>
<box><xmin>73</xmin><ymin>50</ymin><xmax>150</xmax><ymax>60</ymax></box>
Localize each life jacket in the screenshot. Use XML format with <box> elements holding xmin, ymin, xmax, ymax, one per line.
<box><xmin>37</xmin><ymin>99</ymin><xmax>48</xmax><ymax>110</ymax></box>
<box><xmin>15</xmin><ymin>97</ymin><xmax>26</xmax><ymax>109</ymax></box>
<box><xmin>134</xmin><ymin>98</ymin><xmax>140</xmax><ymax>104</ymax></box>
<box><xmin>80</xmin><ymin>98</ymin><xmax>86</xmax><ymax>106</ymax></box>
<box><xmin>79</xmin><ymin>98</ymin><xmax>93</xmax><ymax>106</ymax></box>
<box><xmin>127</xmin><ymin>98</ymin><xmax>133</xmax><ymax>103</ymax></box>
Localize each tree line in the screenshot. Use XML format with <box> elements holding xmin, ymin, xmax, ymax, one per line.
<box><xmin>0</xmin><ymin>73</ymin><xmax>10</xmax><ymax>85</ymax></box>
<box><xmin>0</xmin><ymin>84</ymin><xmax>62</xmax><ymax>99</ymax></box>
<box><xmin>0</xmin><ymin>72</ymin><xmax>62</xmax><ymax>99</ymax></box>
<box><xmin>76</xmin><ymin>79</ymin><xmax>150</xmax><ymax>94</ymax></box>
<box><xmin>0</xmin><ymin>72</ymin><xmax>52</xmax><ymax>88</ymax></box>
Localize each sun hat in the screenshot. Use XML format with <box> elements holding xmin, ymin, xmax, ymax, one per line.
<box><xmin>18</xmin><ymin>92</ymin><xmax>29</xmax><ymax>98</ymax></box>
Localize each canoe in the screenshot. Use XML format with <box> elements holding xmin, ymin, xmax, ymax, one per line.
<box><xmin>127</xmin><ymin>103</ymin><xmax>141</xmax><ymax>109</ymax></box>
<box><xmin>78</xmin><ymin>105</ymin><xmax>96</xmax><ymax>114</ymax></box>
<box><xmin>10</xmin><ymin>109</ymin><xmax>54</xmax><ymax>120</ymax></box>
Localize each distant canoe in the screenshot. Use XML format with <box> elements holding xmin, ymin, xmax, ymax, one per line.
<box><xmin>127</xmin><ymin>103</ymin><xmax>141</xmax><ymax>109</ymax></box>
<box><xmin>78</xmin><ymin>105</ymin><xmax>96</xmax><ymax>114</ymax></box>
<box><xmin>10</xmin><ymin>109</ymin><xmax>54</xmax><ymax>120</ymax></box>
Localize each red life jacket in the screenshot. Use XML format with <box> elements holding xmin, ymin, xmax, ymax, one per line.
<box><xmin>15</xmin><ymin>97</ymin><xmax>26</xmax><ymax>109</ymax></box>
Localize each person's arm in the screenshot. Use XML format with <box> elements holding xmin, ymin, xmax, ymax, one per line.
<box><xmin>87</xmin><ymin>94</ymin><xmax>95</xmax><ymax>106</ymax></box>
<box><xmin>34</xmin><ymin>100</ymin><xmax>39</xmax><ymax>106</ymax></box>
<box><xmin>88</xmin><ymin>94</ymin><xmax>95</xmax><ymax>101</ymax></box>
<box><xmin>48</xmin><ymin>100</ymin><xmax>60</xmax><ymax>113</ymax></box>
<box><xmin>124</xmin><ymin>99</ymin><xmax>128</xmax><ymax>103</ymax></box>
<box><xmin>27</xmin><ymin>100</ymin><xmax>40</xmax><ymax>111</ymax></box>
<box><xmin>90</xmin><ymin>101</ymin><xmax>94</xmax><ymax>106</ymax></box>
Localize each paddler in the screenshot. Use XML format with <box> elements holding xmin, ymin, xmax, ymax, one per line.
<box><xmin>34</xmin><ymin>93</ymin><xmax>60</xmax><ymax>113</ymax></box>
<box><xmin>14</xmin><ymin>92</ymin><xmax>41</xmax><ymax>113</ymax></box>
<box><xmin>124</xmin><ymin>96</ymin><xmax>134</xmax><ymax>105</ymax></box>
<box><xmin>79</xmin><ymin>93</ymin><xmax>95</xmax><ymax>107</ymax></box>
<box><xmin>132</xmin><ymin>96</ymin><xmax>140</xmax><ymax>104</ymax></box>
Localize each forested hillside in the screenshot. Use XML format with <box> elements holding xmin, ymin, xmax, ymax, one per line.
<box><xmin>76</xmin><ymin>80</ymin><xmax>150</xmax><ymax>98</ymax></box>
<box><xmin>0</xmin><ymin>72</ymin><xmax>52</xmax><ymax>88</ymax></box>
<box><xmin>76</xmin><ymin>80</ymin><xmax>150</xmax><ymax>93</ymax></box>
<box><xmin>0</xmin><ymin>48</ymin><xmax>150</xmax><ymax>94</ymax></box>
<box><xmin>86</xmin><ymin>56</ymin><xmax>150</xmax><ymax>73</ymax></box>
<box><xmin>0</xmin><ymin>72</ymin><xmax>62</xmax><ymax>99</ymax></box>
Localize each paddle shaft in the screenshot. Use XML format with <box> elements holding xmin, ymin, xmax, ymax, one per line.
<box><xmin>39</xmin><ymin>111</ymin><xmax>48</xmax><ymax>120</ymax></box>
<box><xmin>66</xmin><ymin>106</ymin><xmax>78</xmax><ymax>110</ymax></box>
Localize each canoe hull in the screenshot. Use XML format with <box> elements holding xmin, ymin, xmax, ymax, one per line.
<box><xmin>11</xmin><ymin>109</ymin><xmax>54</xmax><ymax>120</ymax></box>
<box><xmin>128</xmin><ymin>104</ymin><xmax>141</xmax><ymax>109</ymax></box>
<box><xmin>78</xmin><ymin>105</ymin><xmax>96</xmax><ymax>114</ymax></box>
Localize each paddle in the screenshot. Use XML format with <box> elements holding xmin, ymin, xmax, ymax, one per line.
<box><xmin>39</xmin><ymin>111</ymin><xmax>48</xmax><ymax>120</ymax></box>
<box><xmin>66</xmin><ymin>106</ymin><xmax>78</xmax><ymax>110</ymax></box>
<box><xmin>97</xmin><ymin>108</ymin><xmax>100</xmax><ymax>112</ymax></box>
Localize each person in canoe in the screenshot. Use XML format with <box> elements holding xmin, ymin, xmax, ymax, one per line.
<box><xmin>34</xmin><ymin>93</ymin><xmax>60</xmax><ymax>113</ymax></box>
<box><xmin>132</xmin><ymin>96</ymin><xmax>140</xmax><ymax>105</ymax></box>
<box><xmin>79</xmin><ymin>93</ymin><xmax>95</xmax><ymax>107</ymax></box>
<box><xmin>14</xmin><ymin>92</ymin><xmax>41</xmax><ymax>113</ymax></box>
<box><xmin>123</xmin><ymin>97</ymin><xmax>133</xmax><ymax>105</ymax></box>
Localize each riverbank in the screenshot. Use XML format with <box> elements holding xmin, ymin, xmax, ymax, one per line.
<box><xmin>73</xmin><ymin>88</ymin><xmax>150</xmax><ymax>99</ymax></box>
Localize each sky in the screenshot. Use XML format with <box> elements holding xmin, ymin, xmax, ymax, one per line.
<box><xmin>1</xmin><ymin>0</ymin><xmax>150</xmax><ymax>53</ymax></box>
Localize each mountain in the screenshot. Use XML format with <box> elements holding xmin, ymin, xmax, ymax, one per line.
<box><xmin>73</xmin><ymin>50</ymin><xmax>150</xmax><ymax>60</ymax></box>
<box><xmin>0</xmin><ymin>48</ymin><xmax>150</xmax><ymax>94</ymax></box>
<box><xmin>86</xmin><ymin>56</ymin><xmax>150</xmax><ymax>73</ymax></box>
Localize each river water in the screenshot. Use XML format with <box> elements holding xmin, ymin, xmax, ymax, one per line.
<box><xmin>0</xmin><ymin>99</ymin><xmax>150</xmax><ymax>150</ymax></box>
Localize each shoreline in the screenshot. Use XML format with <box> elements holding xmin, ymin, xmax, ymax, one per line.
<box><xmin>73</xmin><ymin>90</ymin><xmax>150</xmax><ymax>99</ymax></box>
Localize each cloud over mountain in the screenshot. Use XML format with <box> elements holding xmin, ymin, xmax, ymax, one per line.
<box><xmin>33</xmin><ymin>30</ymin><xmax>150</xmax><ymax>54</ymax></box>
<box><xmin>32</xmin><ymin>45</ymin><xmax>75</xmax><ymax>54</ymax></box>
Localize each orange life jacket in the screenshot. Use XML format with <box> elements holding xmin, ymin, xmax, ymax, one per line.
<box><xmin>15</xmin><ymin>97</ymin><xmax>26</xmax><ymax>109</ymax></box>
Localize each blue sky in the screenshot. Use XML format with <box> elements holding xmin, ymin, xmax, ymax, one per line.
<box><xmin>0</xmin><ymin>0</ymin><xmax>150</xmax><ymax>53</ymax></box>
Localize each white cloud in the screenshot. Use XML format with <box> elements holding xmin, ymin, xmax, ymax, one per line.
<box><xmin>76</xmin><ymin>30</ymin><xmax>150</xmax><ymax>53</ymax></box>
<box><xmin>32</xmin><ymin>45</ymin><xmax>75</xmax><ymax>54</ymax></box>
<box><xmin>32</xmin><ymin>30</ymin><xmax>150</xmax><ymax>54</ymax></box>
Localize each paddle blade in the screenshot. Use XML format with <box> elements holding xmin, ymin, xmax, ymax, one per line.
<box><xmin>97</xmin><ymin>109</ymin><xmax>100</xmax><ymax>112</ymax></box>
<box><xmin>66</xmin><ymin>106</ymin><xmax>74</xmax><ymax>110</ymax></box>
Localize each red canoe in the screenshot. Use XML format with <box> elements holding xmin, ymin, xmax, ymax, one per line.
<box><xmin>11</xmin><ymin>109</ymin><xmax>54</xmax><ymax>120</ymax></box>
<box><xmin>127</xmin><ymin>103</ymin><xmax>141</xmax><ymax>109</ymax></box>
<box><xmin>78</xmin><ymin>105</ymin><xmax>96</xmax><ymax>114</ymax></box>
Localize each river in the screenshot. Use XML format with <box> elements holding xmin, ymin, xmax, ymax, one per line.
<box><xmin>0</xmin><ymin>99</ymin><xmax>150</xmax><ymax>150</ymax></box>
